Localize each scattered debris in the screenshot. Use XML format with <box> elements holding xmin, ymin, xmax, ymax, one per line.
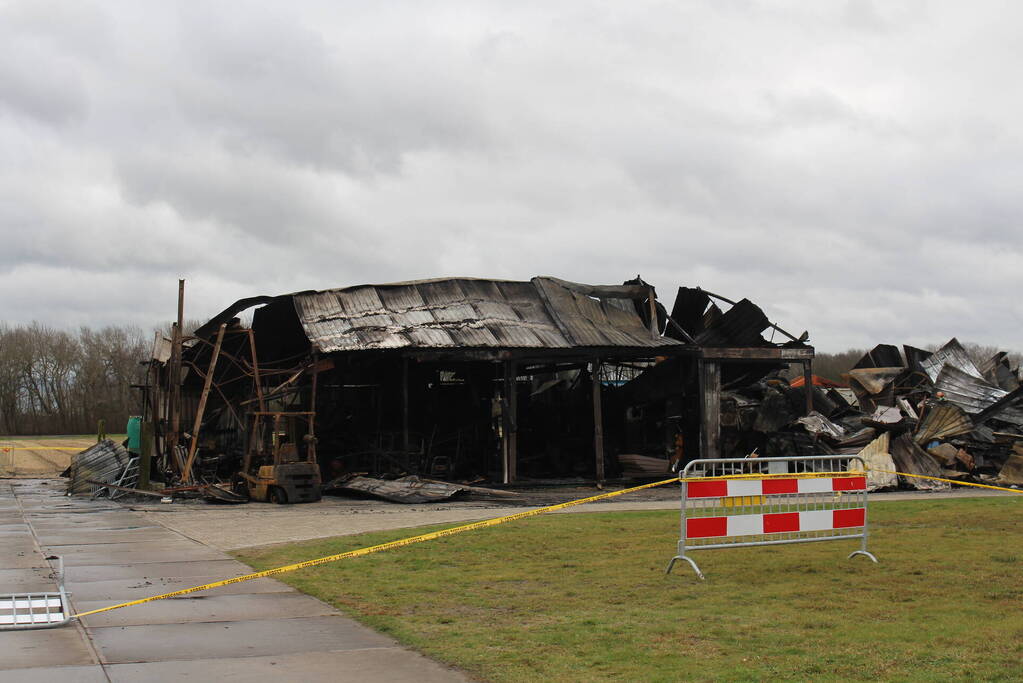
<box><xmin>65</xmin><ymin>440</ymin><xmax>132</xmax><ymax>496</ymax></box>
<box><xmin>617</xmin><ymin>453</ymin><xmax>673</xmax><ymax>479</ymax></box>
<box><xmin>84</xmin><ymin>480</ymin><xmax>165</xmax><ymax>498</ymax></box>
<box><xmin>693</xmin><ymin>337</ymin><xmax>1021</xmax><ymax>492</ymax></box>
<box><xmin>324</xmin><ymin>475</ymin><xmax>469</xmax><ymax>504</ymax></box>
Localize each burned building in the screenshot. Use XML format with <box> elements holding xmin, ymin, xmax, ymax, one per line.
<box><xmin>139</xmin><ymin>276</ymin><xmax>814</xmax><ymax>499</ymax></box>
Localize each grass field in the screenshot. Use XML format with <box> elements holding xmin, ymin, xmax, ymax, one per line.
<box><xmin>236</xmin><ymin>497</ymin><xmax>1023</xmax><ymax>682</ymax></box>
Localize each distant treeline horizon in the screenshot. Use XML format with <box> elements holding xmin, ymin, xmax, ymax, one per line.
<box><xmin>0</xmin><ymin>320</ymin><xmax>1018</xmax><ymax>436</ymax></box>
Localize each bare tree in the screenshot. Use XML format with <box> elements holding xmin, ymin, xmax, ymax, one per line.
<box><xmin>0</xmin><ymin>323</ymin><xmax>147</xmax><ymax>435</ymax></box>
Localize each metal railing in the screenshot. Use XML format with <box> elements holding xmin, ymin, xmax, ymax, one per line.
<box><xmin>666</xmin><ymin>455</ymin><xmax>878</xmax><ymax>579</ymax></box>
<box><xmin>0</xmin><ymin>557</ymin><xmax>70</xmax><ymax>630</ymax></box>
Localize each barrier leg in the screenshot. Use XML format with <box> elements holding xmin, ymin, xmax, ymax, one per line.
<box><xmin>848</xmin><ymin>550</ymin><xmax>878</xmax><ymax>563</ymax></box>
<box><xmin>665</xmin><ymin>555</ymin><xmax>704</xmax><ymax>580</ymax></box>
<box><xmin>849</xmin><ymin>531</ymin><xmax>878</xmax><ymax>563</ymax></box>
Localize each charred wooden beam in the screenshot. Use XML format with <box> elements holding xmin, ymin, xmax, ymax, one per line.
<box><xmin>402</xmin><ymin>356</ymin><xmax>410</xmax><ymax>453</ymax></box>
<box><xmin>593</xmin><ymin>358</ymin><xmax>605</xmax><ymax>488</ymax></box>
<box><xmin>700</xmin><ymin>360</ymin><xmax>721</xmax><ymax>459</ymax></box>
<box><xmin>503</xmin><ymin>360</ymin><xmax>518</xmax><ymax>483</ymax></box>
<box><xmin>181</xmin><ymin>322</ymin><xmax>226</xmax><ymax>484</ymax></box>
<box><xmin>699</xmin><ymin>347</ymin><xmax>814</xmax><ymax>361</ymax></box>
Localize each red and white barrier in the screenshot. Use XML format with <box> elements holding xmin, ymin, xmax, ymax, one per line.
<box><xmin>666</xmin><ymin>457</ymin><xmax>878</xmax><ymax>579</ymax></box>
<box><xmin>686</xmin><ymin>508</ymin><xmax>866</xmax><ymax>539</ymax></box>
<box><xmin>685</xmin><ymin>475</ymin><xmax>866</xmax><ymax>499</ymax></box>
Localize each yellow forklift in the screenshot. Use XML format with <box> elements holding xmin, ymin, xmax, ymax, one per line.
<box><xmin>234</xmin><ymin>411</ymin><xmax>322</xmax><ymax>504</ymax></box>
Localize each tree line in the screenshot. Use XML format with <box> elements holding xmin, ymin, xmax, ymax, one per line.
<box><xmin>0</xmin><ymin>323</ymin><xmax>149</xmax><ymax>436</ymax></box>
<box><xmin>1</xmin><ymin>318</ymin><xmax>1017</xmax><ymax>437</ymax></box>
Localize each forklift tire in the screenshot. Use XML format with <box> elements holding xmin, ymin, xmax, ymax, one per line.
<box><xmin>269</xmin><ymin>486</ymin><xmax>288</xmax><ymax>504</ymax></box>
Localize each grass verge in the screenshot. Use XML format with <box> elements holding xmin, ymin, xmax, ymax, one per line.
<box><xmin>235</xmin><ymin>497</ymin><xmax>1023</xmax><ymax>682</ymax></box>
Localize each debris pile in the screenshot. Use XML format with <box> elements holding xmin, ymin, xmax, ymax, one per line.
<box><xmin>719</xmin><ymin>339</ymin><xmax>1022</xmax><ymax>490</ymax></box>
<box><xmin>322</xmin><ymin>474</ymin><xmax>521</xmax><ymax>504</ymax></box>
<box><xmin>64</xmin><ymin>440</ymin><xmax>134</xmax><ymax>497</ymax></box>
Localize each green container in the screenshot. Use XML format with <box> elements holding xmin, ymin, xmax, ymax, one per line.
<box><xmin>126</xmin><ymin>416</ymin><xmax>142</xmax><ymax>454</ymax></box>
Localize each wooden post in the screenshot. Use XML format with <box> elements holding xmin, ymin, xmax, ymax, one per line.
<box><xmin>504</xmin><ymin>360</ymin><xmax>517</xmax><ymax>483</ymax></box>
<box><xmin>592</xmin><ymin>358</ymin><xmax>605</xmax><ymax>488</ymax></box>
<box><xmin>647</xmin><ymin>287</ymin><xmax>659</xmax><ymax>337</ymax></box>
<box><xmin>181</xmin><ymin>323</ymin><xmax>226</xmax><ymax>483</ymax></box>
<box><xmin>248</xmin><ymin>329</ymin><xmax>265</xmax><ymax>412</ymax></box>
<box><xmin>700</xmin><ymin>360</ymin><xmax>721</xmax><ymax>460</ymax></box>
<box><xmin>145</xmin><ymin>357</ymin><xmax>164</xmax><ymax>471</ymax></box>
<box><xmin>169</xmin><ymin>279</ymin><xmax>185</xmax><ymax>453</ymax></box>
<box><xmin>402</xmin><ymin>356</ymin><xmax>410</xmax><ymax>453</ymax></box>
<box><xmin>309</xmin><ymin>353</ymin><xmax>318</xmax><ymax>463</ymax></box>
<box><xmin>802</xmin><ymin>360</ymin><xmax>814</xmax><ymax>415</ymax></box>
<box><xmin>139</xmin><ymin>421</ymin><xmax>153</xmax><ymax>490</ymax></box>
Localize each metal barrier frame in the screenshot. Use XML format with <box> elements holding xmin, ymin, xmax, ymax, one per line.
<box><xmin>0</xmin><ymin>556</ymin><xmax>70</xmax><ymax>630</ymax></box>
<box><xmin>666</xmin><ymin>455</ymin><xmax>878</xmax><ymax>579</ymax></box>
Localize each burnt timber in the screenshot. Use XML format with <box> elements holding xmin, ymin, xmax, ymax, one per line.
<box><xmin>140</xmin><ymin>276</ymin><xmax>815</xmax><ymax>490</ymax></box>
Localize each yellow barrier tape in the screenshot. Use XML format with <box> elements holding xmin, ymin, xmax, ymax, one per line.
<box><xmin>72</xmin><ymin>468</ymin><xmax>854</xmax><ymax>619</ymax></box>
<box><xmin>70</xmin><ymin>465</ymin><xmax>1013</xmax><ymax>620</ymax></box>
<box><xmin>872</xmin><ymin>468</ymin><xmax>1023</xmax><ymax>495</ymax></box>
<box><xmin>72</xmin><ymin>476</ymin><xmax>678</xmax><ymax>619</ymax></box>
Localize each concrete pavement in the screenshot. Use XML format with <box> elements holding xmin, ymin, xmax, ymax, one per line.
<box><xmin>0</xmin><ymin>479</ymin><xmax>471</xmax><ymax>682</ymax></box>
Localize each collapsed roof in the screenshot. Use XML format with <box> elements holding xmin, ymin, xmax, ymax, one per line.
<box><xmin>198</xmin><ymin>276</ymin><xmax>688</xmax><ymax>354</ymax></box>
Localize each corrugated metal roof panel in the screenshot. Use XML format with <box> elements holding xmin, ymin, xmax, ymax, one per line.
<box><xmin>288</xmin><ymin>276</ymin><xmax>689</xmax><ymax>353</ymax></box>
<box><xmin>921</xmin><ymin>338</ymin><xmax>984</xmax><ymax>383</ymax></box>
<box><xmin>914</xmin><ymin>403</ymin><xmax>973</xmax><ymax>444</ymax></box>
<box><xmin>695</xmin><ymin>298</ymin><xmax>769</xmax><ymax>347</ymax></box>
<box><xmin>933</xmin><ymin>365</ymin><xmax>1006</xmax><ymax>414</ymax></box>
<box><xmin>406</xmin><ymin>327</ymin><xmax>454</xmax><ymax>348</ymax></box>
<box><xmin>532</xmin><ymin>277</ymin><xmax>676</xmax><ymax>349</ymax></box>
<box><xmin>489</xmin><ymin>325</ymin><xmax>543</xmax><ymax>347</ymax></box>
<box><xmin>451</xmin><ymin>326</ymin><xmax>500</xmax><ymax>347</ymax></box>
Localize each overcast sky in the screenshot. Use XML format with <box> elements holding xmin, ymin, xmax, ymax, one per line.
<box><xmin>1</xmin><ymin>1</ymin><xmax>1020</xmax><ymax>351</ymax></box>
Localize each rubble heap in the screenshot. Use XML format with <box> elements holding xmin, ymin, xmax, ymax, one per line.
<box><xmin>720</xmin><ymin>339</ymin><xmax>1022</xmax><ymax>491</ymax></box>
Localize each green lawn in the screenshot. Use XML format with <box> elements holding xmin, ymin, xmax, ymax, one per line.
<box><xmin>236</xmin><ymin>497</ymin><xmax>1023</xmax><ymax>682</ymax></box>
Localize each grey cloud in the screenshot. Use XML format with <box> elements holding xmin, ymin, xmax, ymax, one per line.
<box><xmin>0</xmin><ymin>0</ymin><xmax>1020</xmax><ymax>353</ymax></box>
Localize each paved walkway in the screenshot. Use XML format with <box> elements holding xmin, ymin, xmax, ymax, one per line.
<box><xmin>0</xmin><ymin>479</ymin><xmax>470</xmax><ymax>682</ymax></box>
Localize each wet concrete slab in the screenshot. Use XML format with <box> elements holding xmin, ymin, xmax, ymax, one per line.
<box><xmin>0</xmin><ymin>566</ymin><xmax>63</xmax><ymax>592</ymax></box>
<box><xmin>27</xmin><ymin>514</ymin><xmax>144</xmax><ymax>525</ymax></box>
<box><xmin>67</xmin><ymin>575</ymin><xmax>295</xmax><ymax>602</ymax></box>
<box><xmin>0</xmin><ymin>528</ymin><xmax>35</xmax><ymax>538</ymax></box>
<box><xmin>78</xmin><ymin>592</ymin><xmax>338</xmax><ymax>627</ymax></box>
<box><xmin>39</xmin><ymin>530</ymin><xmax>178</xmax><ymax>545</ymax></box>
<box><xmin>43</xmin><ymin>544</ymin><xmax>230</xmax><ymax>566</ymax></box>
<box><xmin>91</xmin><ymin>615</ymin><xmax>397</xmax><ymax>663</ymax></box>
<box><xmin>50</xmin><ymin>539</ymin><xmax>227</xmax><ymax>555</ymax></box>
<box><xmin>0</xmin><ymin>626</ymin><xmax>97</xmax><ymax>670</ymax></box>
<box><xmin>6</xmin><ymin>547</ymin><xmax>52</xmax><ymax>568</ymax></box>
<box><xmin>0</xmin><ymin>665</ymin><xmax>108</xmax><ymax>682</ymax></box>
<box><xmin>64</xmin><ymin>558</ymin><xmax>250</xmax><ymax>582</ymax></box>
<box><xmin>106</xmin><ymin>649</ymin><xmax>472</xmax><ymax>682</ymax></box>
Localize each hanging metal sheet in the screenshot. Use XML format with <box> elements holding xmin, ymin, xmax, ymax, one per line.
<box><xmin>920</xmin><ymin>338</ymin><xmax>984</xmax><ymax>383</ymax></box>
<box><xmin>933</xmin><ymin>365</ymin><xmax>1007</xmax><ymax>414</ymax></box>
